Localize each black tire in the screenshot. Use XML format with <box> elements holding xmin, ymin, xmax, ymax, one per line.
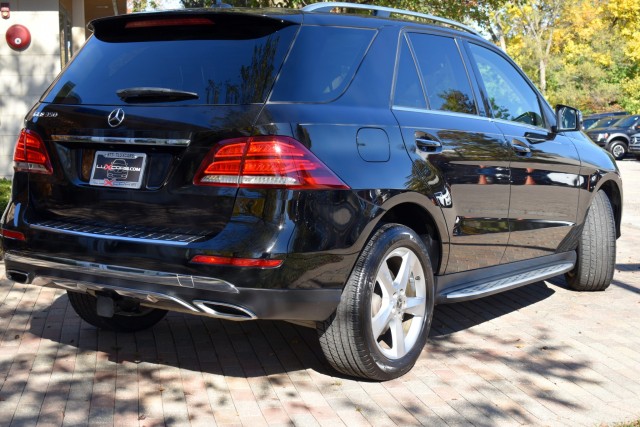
<box><xmin>317</xmin><ymin>224</ymin><xmax>435</xmax><ymax>380</ymax></box>
<box><xmin>67</xmin><ymin>291</ymin><xmax>167</xmax><ymax>332</ymax></box>
<box><xmin>635</xmin><ymin>155</ymin><xmax>640</xmax><ymax>161</ymax></box>
<box><xmin>609</xmin><ymin>141</ymin><xmax>627</xmax><ymax>160</ymax></box>
<box><xmin>565</xmin><ymin>191</ymin><xmax>616</xmax><ymax>291</ymax></box>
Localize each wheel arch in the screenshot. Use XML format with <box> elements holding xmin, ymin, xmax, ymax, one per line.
<box><xmin>606</xmin><ymin>135</ymin><xmax>629</xmax><ymax>148</ymax></box>
<box><xmin>597</xmin><ymin>179</ymin><xmax>623</xmax><ymax>238</ymax></box>
<box><xmin>376</xmin><ymin>196</ymin><xmax>447</xmax><ymax>274</ymax></box>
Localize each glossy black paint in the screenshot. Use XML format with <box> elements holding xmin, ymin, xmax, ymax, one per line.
<box><xmin>494</xmin><ymin>120</ymin><xmax>582</xmax><ymax>262</ymax></box>
<box><xmin>0</xmin><ymin>8</ymin><xmax>623</xmax><ymax>322</ymax></box>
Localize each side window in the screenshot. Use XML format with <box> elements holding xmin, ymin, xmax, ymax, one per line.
<box><xmin>393</xmin><ymin>36</ymin><xmax>427</xmax><ymax>109</ymax></box>
<box><xmin>468</xmin><ymin>43</ymin><xmax>545</xmax><ymax>127</ymax></box>
<box><xmin>408</xmin><ymin>33</ymin><xmax>477</xmax><ymax>115</ymax></box>
<box><xmin>270</xmin><ymin>26</ymin><xmax>376</xmax><ymax>103</ymax></box>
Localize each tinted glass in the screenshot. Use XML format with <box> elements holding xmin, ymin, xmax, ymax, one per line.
<box><xmin>393</xmin><ymin>37</ymin><xmax>427</xmax><ymax>109</ymax></box>
<box><xmin>43</xmin><ymin>25</ymin><xmax>297</xmax><ymax>105</ymax></box>
<box><xmin>614</xmin><ymin>115</ymin><xmax>640</xmax><ymax>128</ymax></box>
<box><xmin>271</xmin><ymin>26</ymin><xmax>376</xmax><ymax>103</ymax></box>
<box><xmin>590</xmin><ymin>117</ymin><xmax>619</xmax><ymax>129</ymax></box>
<box><xmin>408</xmin><ymin>33</ymin><xmax>477</xmax><ymax>115</ymax></box>
<box><xmin>469</xmin><ymin>43</ymin><xmax>544</xmax><ymax>127</ymax></box>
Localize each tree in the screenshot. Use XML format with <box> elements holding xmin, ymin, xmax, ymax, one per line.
<box><xmin>506</xmin><ymin>0</ymin><xmax>566</xmax><ymax>96</ymax></box>
<box><xmin>128</xmin><ymin>0</ymin><xmax>164</xmax><ymax>12</ymax></box>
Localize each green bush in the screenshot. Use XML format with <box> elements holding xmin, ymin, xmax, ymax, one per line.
<box><xmin>0</xmin><ymin>179</ymin><xmax>11</xmax><ymax>216</ymax></box>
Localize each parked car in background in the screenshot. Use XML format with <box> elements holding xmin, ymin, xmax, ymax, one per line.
<box><xmin>586</xmin><ymin>116</ymin><xmax>625</xmax><ymax>131</ymax></box>
<box><xmin>586</xmin><ymin>114</ymin><xmax>640</xmax><ymax>160</ymax></box>
<box><xmin>582</xmin><ymin>111</ymin><xmax>628</xmax><ymax>130</ymax></box>
<box><xmin>0</xmin><ymin>2</ymin><xmax>622</xmax><ymax>381</ymax></box>
<box><xmin>629</xmin><ymin>134</ymin><xmax>640</xmax><ymax>159</ymax></box>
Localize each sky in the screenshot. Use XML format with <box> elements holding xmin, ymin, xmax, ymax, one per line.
<box><xmin>164</xmin><ymin>0</ymin><xmax>182</xmax><ymax>8</ymax></box>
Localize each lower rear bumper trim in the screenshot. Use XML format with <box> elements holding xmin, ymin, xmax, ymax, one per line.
<box><xmin>4</xmin><ymin>251</ymin><xmax>343</xmax><ymax>321</ymax></box>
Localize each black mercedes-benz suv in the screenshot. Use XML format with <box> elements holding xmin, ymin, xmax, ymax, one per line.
<box><xmin>1</xmin><ymin>2</ymin><xmax>622</xmax><ymax>380</ymax></box>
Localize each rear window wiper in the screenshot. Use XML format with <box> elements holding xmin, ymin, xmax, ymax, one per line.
<box><xmin>116</xmin><ymin>87</ymin><xmax>199</xmax><ymax>103</ymax></box>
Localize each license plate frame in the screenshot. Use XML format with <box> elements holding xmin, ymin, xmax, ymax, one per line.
<box><xmin>89</xmin><ymin>151</ymin><xmax>147</xmax><ymax>189</ymax></box>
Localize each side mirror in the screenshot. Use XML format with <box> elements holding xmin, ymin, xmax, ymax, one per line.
<box><xmin>553</xmin><ymin>104</ymin><xmax>582</xmax><ymax>133</ymax></box>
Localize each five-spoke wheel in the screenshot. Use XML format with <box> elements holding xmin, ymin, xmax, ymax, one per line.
<box><xmin>370</xmin><ymin>247</ymin><xmax>427</xmax><ymax>360</ymax></box>
<box><xmin>318</xmin><ymin>224</ymin><xmax>435</xmax><ymax>380</ymax></box>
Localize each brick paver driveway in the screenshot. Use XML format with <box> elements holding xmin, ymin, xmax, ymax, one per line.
<box><xmin>2</xmin><ymin>161</ymin><xmax>640</xmax><ymax>427</ymax></box>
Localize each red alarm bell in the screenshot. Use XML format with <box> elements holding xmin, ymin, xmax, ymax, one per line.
<box><xmin>1</xmin><ymin>3</ymin><xmax>9</xmax><ymax>20</ymax></box>
<box><xmin>5</xmin><ymin>24</ymin><xmax>31</xmax><ymax>51</ymax></box>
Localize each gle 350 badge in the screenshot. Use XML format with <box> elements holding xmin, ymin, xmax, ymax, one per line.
<box><xmin>90</xmin><ymin>151</ymin><xmax>147</xmax><ymax>189</ymax></box>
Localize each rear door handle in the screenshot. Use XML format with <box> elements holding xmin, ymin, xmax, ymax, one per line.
<box><xmin>415</xmin><ymin>132</ymin><xmax>442</xmax><ymax>154</ymax></box>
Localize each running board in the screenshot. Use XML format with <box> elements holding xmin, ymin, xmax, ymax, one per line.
<box><xmin>436</xmin><ymin>252</ymin><xmax>576</xmax><ymax>303</ymax></box>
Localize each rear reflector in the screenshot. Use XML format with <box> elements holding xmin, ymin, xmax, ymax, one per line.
<box><xmin>191</xmin><ymin>255</ymin><xmax>283</xmax><ymax>268</ymax></box>
<box><xmin>125</xmin><ymin>18</ymin><xmax>214</xmax><ymax>29</ymax></box>
<box><xmin>1</xmin><ymin>229</ymin><xmax>26</xmax><ymax>241</ymax></box>
<box><xmin>194</xmin><ymin>136</ymin><xmax>349</xmax><ymax>190</ymax></box>
<box><xmin>13</xmin><ymin>129</ymin><xmax>53</xmax><ymax>175</ymax></box>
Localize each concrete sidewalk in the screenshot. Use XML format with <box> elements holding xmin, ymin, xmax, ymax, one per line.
<box><xmin>1</xmin><ymin>161</ymin><xmax>640</xmax><ymax>426</ymax></box>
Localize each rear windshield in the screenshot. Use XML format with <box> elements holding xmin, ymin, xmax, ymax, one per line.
<box><xmin>42</xmin><ymin>20</ymin><xmax>297</xmax><ymax>106</ymax></box>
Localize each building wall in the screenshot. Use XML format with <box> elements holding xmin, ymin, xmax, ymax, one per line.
<box><xmin>0</xmin><ymin>0</ymin><xmax>62</xmax><ymax>178</ymax></box>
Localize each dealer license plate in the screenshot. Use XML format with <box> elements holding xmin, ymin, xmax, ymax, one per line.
<box><xmin>89</xmin><ymin>151</ymin><xmax>147</xmax><ymax>189</ymax></box>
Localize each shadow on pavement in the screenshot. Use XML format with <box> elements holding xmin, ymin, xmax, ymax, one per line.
<box><xmin>7</xmin><ymin>277</ymin><xmax>602</xmax><ymax>426</ymax></box>
<box><xmin>23</xmin><ymin>280</ymin><xmax>556</xmax><ymax>379</ymax></box>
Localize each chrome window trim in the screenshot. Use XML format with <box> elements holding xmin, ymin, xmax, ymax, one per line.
<box><xmin>392</xmin><ymin>105</ymin><xmax>488</xmax><ymax>122</ymax></box>
<box><xmin>392</xmin><ymin>105</ymin><xmax>550</xmax><ymax>132</ymax></box>
<box><xmin>51</xmin><ymin>135</ymin><xmax>191</xmax><ymax>146</ymax></box>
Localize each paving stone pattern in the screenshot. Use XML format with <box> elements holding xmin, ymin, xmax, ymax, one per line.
<box><xmin>1</xmin><ymin>161</ymin><xmax>640</xmax><ymax>426</ymax></box>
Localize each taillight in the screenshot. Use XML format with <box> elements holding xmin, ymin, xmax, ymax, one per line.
<box><xmin>194</xmin><ymin>136</ymin><xmax>349</xmax><ymax>190</ymax></box>
<box><xmin>191</xmin><ymin>255</ymin><xmax>282</xmax><ymax>268</ymax></box>
<box><xmin>13</xmin><ymin>129</ymin><xmax>53</xmax><ymax>174</ymax></box>
<box><xmin>1</xmin><ymin>229</ymin><xmax>26</xmax><ymax>241</ymax></box>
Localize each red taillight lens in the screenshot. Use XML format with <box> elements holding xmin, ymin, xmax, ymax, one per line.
<box><xmin>1</xmin><ymin>229</ymin><xmax>26</xmax><ymax>241</ymax></box>
<box><xmin>190</xmin><ymin>255</ymin><xmax>282</xmax><ymax>268</ymax></box>
<box><xmin>13</xmin><ymin>129</ymin><xmax>53</xmax><ymax>174</ymax></box>
<box><xmin>193</xmin><ymin>136</ymin><xmax>349</xmax><ymax>190</ymax></box>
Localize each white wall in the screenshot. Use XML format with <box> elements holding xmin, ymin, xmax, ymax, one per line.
<box><xmin>0</xmin><ymin>0</ymin><xmax>61</xmax><ymax>178</ymax></box>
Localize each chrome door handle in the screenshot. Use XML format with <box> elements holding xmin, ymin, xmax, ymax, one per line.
<box><xmin>416</xmin><ymin>137</ymin><xmax>442</xmax><ymax>153</ymax></box>
<box><xmin>510</xmin><ymin>139</ymin><xmax>531</xmax><ymax>155</ymax></box>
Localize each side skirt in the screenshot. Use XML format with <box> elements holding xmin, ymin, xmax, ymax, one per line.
<box><xmin>435</xmin><ymin>251</ymin><xmax>576</xmax><ymax>304</ymax></box>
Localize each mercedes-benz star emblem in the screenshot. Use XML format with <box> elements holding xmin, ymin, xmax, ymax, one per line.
<box><xmin>107</xmin><ymin>108</ymin><xmax>125</xmax><ymax>128</ymax></box>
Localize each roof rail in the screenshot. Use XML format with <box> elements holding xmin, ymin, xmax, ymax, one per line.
<box><xmin>301</xmin><ymin>2</ymin><xmax>481</xmax><ymax>37</ymax></box>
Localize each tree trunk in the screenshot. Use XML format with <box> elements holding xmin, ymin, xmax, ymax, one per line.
<box><xmin>499</xmin><ymin>34</ymin><xmax>507</xmax><ymax>53</ymax></box>
<box><xmin>539</xmin><ymin>57</ymin><xmax>546</xmax><ymax>95</ymax></box>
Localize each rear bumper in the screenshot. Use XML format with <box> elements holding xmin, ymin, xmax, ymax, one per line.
<box><xmin>3</xmin><ymin>251</ymin><xmax>342</xmax><ymax>322</ymax></box>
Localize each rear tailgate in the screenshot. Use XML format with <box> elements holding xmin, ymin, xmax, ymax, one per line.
<box><xmin>22</xmin><ymin>10</ymin><xmax>300</xmax><ymax>244</ymax></box>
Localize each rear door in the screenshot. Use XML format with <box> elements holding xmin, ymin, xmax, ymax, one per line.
<box><xmin>391</xmin><ymin>31</ymin><xmax>512</xmax><ymax>274</ymax></box>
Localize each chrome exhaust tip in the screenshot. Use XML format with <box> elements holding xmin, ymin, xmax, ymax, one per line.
<box><xmin>192</xmin><ymin>300</ymin><xmax>256</xmax><ymax>320</ymax></box>
<box><xmin>6</xmin><ymin>270</ymin><xmax>33</xmax><ymax>284</ymax></box>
